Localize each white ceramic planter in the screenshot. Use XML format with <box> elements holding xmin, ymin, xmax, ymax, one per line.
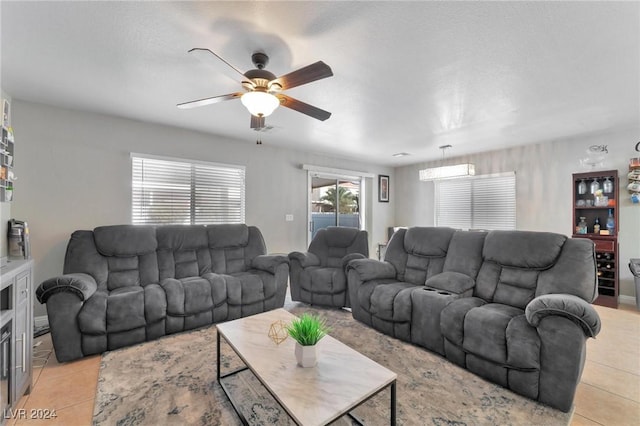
<box><xmin>294</xmin><ymin>342</ymin><xmax>317</xmax><ymax>367</ymax></box>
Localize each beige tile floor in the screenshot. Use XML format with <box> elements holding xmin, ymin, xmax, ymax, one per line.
<box><xmin>6</xmin><ymin>304</ymin><xmax>640</xmax><ymax>426</ymax></box>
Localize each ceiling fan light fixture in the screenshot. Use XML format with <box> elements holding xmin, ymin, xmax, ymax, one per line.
<box><xmin>241</xmin><ymin>91</ymin><xmax>280</xmax><ymax>117</ymax></box>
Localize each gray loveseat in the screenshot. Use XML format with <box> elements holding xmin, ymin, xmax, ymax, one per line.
<box><xmin>36</xmin><ymin>224</ymin><xmax>289</xmax><ymax>362</ymax></box>
<box><xmin>347</xmin><ymin>227</ymin><xmax>600</xmax><ymax>412</ymax></box>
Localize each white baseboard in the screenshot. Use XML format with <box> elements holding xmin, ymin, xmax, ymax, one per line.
<box><xmin>34</xmin><ymin>315</ymin><xmax>49</xmax><ymax>328</ymax></box>
<box><xmin>619</xmin><ymin>295</ymin><xmax>637</xmax><ymax>306</ymax></box>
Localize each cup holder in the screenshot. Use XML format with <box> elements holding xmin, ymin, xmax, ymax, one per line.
<box><xmin>422</xmin><ymin>287</ymin><xmax>450</xmax><ymax>296</ymax></box>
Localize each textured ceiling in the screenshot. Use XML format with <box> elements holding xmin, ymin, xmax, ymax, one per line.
<box><xmin>1</xmin><ymin>1</ymin><xmax>638</xmax><ymax>166</ymax></box>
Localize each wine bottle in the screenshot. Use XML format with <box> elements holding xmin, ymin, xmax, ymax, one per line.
<box><xmin>593</xmin><ymin>217</ymin><xmax>600</xmax><ymax>234</ymax></box>
<box><xmin>606</xmin><ymin>209</ymin><xmax>615</xmax><ymax>234</ymax></box>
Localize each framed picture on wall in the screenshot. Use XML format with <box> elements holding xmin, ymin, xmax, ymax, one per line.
<box><xmin>378</xmin><ymin>174</ymin><xmax>389</xmax><ymax>202</ymax></box>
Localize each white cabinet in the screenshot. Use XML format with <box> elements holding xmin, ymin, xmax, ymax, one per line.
<box><xmin>0</xmin><ymin>259</ymin><xmax>33</xmax><ymax>421</ymax></box>
<box><xmin>13</xmin><ymin>268</ymin><xmax>31</xmax><ymax>400</ymax></box>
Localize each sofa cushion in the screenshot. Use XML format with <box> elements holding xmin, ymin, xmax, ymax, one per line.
<box><xmin>493</xmin><ymin>267</ymin><xmax>540</xmax><ymax>309</ymax></box>
<box><xmin>300</xmin><ymin>267</ymin><xmax>347</xmax><ymax>294</ymax></box>
<box><xmin>78</xmin><ymin>291</ymin><xmax>107</xmax><ymax>334</ymax></box>
<box><xmin>404</xmin><ymin>227</ymin><xmax>455</xmax><ymax>257</ymax></box>
<box><xmin>157</xmin><ymin>225</ymin><xmax>209</xmax><ymax>280</ymax></box>
<box><xmin>462</xmin><ymin>303</ymin><xmax>525</xmax><ymax>365</ymax></box>
<box><xmin>537</xmin><ymin>238</ymin><xmax>598</xmax><ymax>302</ymax></box>
<box><xmin>401</xmin><ymin>227</ymin><xmax>455</xmax><ymax>285</ymax></box>
<box><xmin>369</xmin><ymin>283</ymin><xmax>415</xmax><ymax>322</ymax></box>
<box><xmin>207</xmin><ymin>224</ymin><xmax>267</xmax><ymax>274</ymax></box>
<box><xmin>94</xmin><ymin>225</ymin><xmax>157</xmax><ymax>256</ymax></box>
<box><xmin>106</xmin><ymin>286</ymin><xmax>146</xmax><ymax>333</ymax></box>
<box><xmin>210</xmin><ymin>246</ymin><xmax>247</xmax><ymax>274</ymax></box>
<box><xmin>207</xmin><ymin>224</ymin><xmax>249</xmax><ymax>248</ymax></box>
<box><xmin>63</xmin><ymin>231</ymin><xmax>109</xmax><ymax>289</ymax></box>
<box><xmin>106</xmin><ymin>256</ymin><xmax>140</xmax><ymax>290</ymax></box>
<box><xmin>144</xmin><ymin>284</ymin><xmax>167</xmax><ymax>324</ymax></box>
<box><xmin>425</xmin><ymin>271</ymin><xmax>475</xmax><ymax>296</ymax></box>
<box><xmin>309</xmin><ymin>227</ymin><xmax>369</xmax><ymax>269</ymax></box>
<box><xmin>483</xmin><ymin>231</ymin><xmax>566</xmax><ymax>269</ymax></box>
<box><xmin>161</xmin><ymin>277</ymin><xmax>225</xmax><ymax>316</ymax></box>
<box><xmin>157</xmin><ymin>225</ymin><xmax>208</xmax><ymax>250</ymax></box>
<box><xmin>442</xmin><ymin>230</ymin><xmax>487</xmax><ymax>277</ymax></box>
<box><xmin>225</xmin><ymin>273</ymin><xmax>266</xmax><ymax>305</ymax></box>
<box><xmin>441</xmin><ymin>297</ymin><xmax>487</xmax><ymax>346</ymax></box>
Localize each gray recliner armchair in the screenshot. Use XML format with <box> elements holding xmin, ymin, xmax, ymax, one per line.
<box><xmin>289</xmin><ymin>226</ymin><xmax>368</xmax><ymax>307</ymax></box>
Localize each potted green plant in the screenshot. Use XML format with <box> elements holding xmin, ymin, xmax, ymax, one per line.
<box><xmin>286</xmin><ymin>313</ymin><xmax>330</xmax><ymax>367</ymax></box>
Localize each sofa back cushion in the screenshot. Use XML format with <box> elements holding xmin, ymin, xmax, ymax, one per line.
<box><xmin>537</xmin><ymin>237</ymin><xmax>597</xmax><ymax>302</ymax></box>
<box><xmin>207</xmin><ymin>224</ymin><xmax>266</xmax><ymax>274</ymax></box>
<box><xmin>309</xmin><ymin>227</ymin><xmax>369</xmax><ymax>268</ymax></box>
<box><xmin>63</xmin><ymin>230</ymin><xmax>109</xmax><ymax>290</ymax></box>
<box><xmin>63</xmin><ymin>224</ymin><xmax>271</xmax><ymax>290</ymax></box>
<box><xmin>385</xmin><ymin>227</ymin><xmax>455</xmax><ymax>285</ymax></box>
<box><xmin>475</xmin><ymin>231</ymin><xmax>567</xmax><ymax>308</ymax></box>
<box><xmin>157</xmin><ymin>225</ymin><xmax>209</xmax><ymax>280</ymax></box>
<box><xmin>93</xmin><ymin>225</ymin><xmax>159</xmax><ymax>291</ymax></box>
<box><xmin>443</xmin><ymin>230</ymin><xmax>487</xmax><ymax>278</ymax></box>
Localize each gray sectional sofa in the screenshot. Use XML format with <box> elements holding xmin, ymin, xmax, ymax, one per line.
<box><xmin>347</xmin><ymin>227</ymin><xmax>601</xmax><ymax>412</ymax></box>
<box><xmin>36</xmin><ymin>224</ymin><xmax>289</xmax><ymax>362</ymax></box>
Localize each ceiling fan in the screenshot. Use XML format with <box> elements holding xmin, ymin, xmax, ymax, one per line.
<box><xmin>177</xmin><ymin>48</ymin><xmax>333</xmax><ymax>129</ymax></box>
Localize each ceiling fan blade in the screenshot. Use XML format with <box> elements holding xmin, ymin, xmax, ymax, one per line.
<box><xmin>187</xmin><ymin>48</ymin><xmax>252</xmax><ymax>85</ymax></box>
<box><xmin>276</xmin><ymin>94</ymin><xmax>331</xmax><ymax>121</ymax></box>
<box><xmin>272</xmin><ymin>61</ymin><xmax>333</xmax><ymax>90</ymax></box>
<box><xmin>250</xmin><ymin>115</ymin><xmax>265</xmax><ymax>129</ymax></box>
<box><xmin>177</xmin><ymin>92</ymin><xmax>242</xmax><ymax>109</ymax></box>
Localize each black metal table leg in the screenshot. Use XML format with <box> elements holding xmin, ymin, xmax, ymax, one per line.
<box><xmin>216</xmin><ymin>330</ymin><xmax>251</xmax><ymax>425</ymax></box>
<box><xmin>390</xmin><ymin>381</ymin><xmax>396</xmax><ymax>426</ymax></box>
<box><xmin>216</xmin><ymin>330</ymin><xmax>221</xmax><ymax>382</ymax></box>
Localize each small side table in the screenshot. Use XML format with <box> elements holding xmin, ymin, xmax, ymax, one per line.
<box><xmin>377</xmin><ymin>243</ymin><xmax>388</xmax><ymax>260</ymax></box>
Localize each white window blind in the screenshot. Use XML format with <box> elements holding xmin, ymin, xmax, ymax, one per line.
<box><xmin>435</xmin><ymin>172</ymin><xmax>516</xmax><ymax>230</ymax></box>
<box><xmin>131</xmin><ymin>154</ymin><xmax>245</xmax><ymax>225</ymax></box>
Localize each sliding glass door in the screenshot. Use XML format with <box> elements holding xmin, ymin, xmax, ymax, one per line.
<box><xmin>309</xmin><ymin>175</ymin><xmax>362</xmax><ymax>241</ymax></box>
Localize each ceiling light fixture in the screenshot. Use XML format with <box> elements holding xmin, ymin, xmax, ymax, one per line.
<box><xmin>419</xmin><ymin>145</ymin><xmax>475</xmax><ymax>181</ymax></box>
<box><xmin>392</xmin><ymin>152</ymin><xmax>411</xmax><ymax>157</ymax></box>
<box><xmin>240</xmin><ymin>90</ymin><xmax>280</xmax><ymax>117</ymax></box>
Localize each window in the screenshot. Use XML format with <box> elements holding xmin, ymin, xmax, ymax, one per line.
<box><xmin>435</xmin><ymin>172</ymin><xmax>516</xmax><ymax>230</ymax></box>
<box><xmin>303</xmin><ymin>164</ymin><xmax>375</xmax><ymax>246</ymax></box>
<box><xmin>131</xmin><ymin>154</ymin><xmax>245</xmax><ymax>225</ymax></box>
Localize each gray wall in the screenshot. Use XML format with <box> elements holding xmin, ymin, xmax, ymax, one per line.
<box><xmin>395</xmin><ymin>127</ymin><xmax>640</xmax><ymax>300</ymax></box>
<box><xmin>11</xmin><ymin>100</ymin><xmax>394</xmax><ymax>318</ymax></box>
<box><xmin>11</xmin><ymin>97</ymin><xmax>639</xmax><ymax>321</ymax></box>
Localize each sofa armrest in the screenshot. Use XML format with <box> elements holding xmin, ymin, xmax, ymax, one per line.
<box><xmin>346</xmin><ymin>259</ymin><xmax>397</xmax><ymax>281</ymax></box>
<box><xmin>251</xmin><ymin>254</ymin><xmax>289</xmax><ymax>274</ymax></box>
<box><xmin>288</xmin><ymin>251</ymin><xmax>320</xmax><ymax>268</ymax></box>
<box><xmin>36</xmin><ymin>273</ymin><xmax>98</xmax><ymax>304</ymax></box>
<box><xmin>342</xmin><ymin>253</ymin><xmax>367</xmax><ymax>269</ymax></box>
<box><xmin>525</xmin><ymin>294</ymin><xmax>601</xmax><ymax>338</ymax></box>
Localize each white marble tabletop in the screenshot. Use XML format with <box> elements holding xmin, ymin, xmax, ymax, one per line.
<box><xmin>217</xmin><ymin>308</ymin><xmax>397</xmax><ymax>426</ymax></box>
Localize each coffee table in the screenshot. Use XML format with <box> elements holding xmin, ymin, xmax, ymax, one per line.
<box><xmin>216</xmin><ymin>308</ymin><xmax>397</xmax><ymax>425</ymax></box>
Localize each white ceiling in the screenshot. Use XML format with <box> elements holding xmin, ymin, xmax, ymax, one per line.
<box><xmin>1</xmin><ymin>1</ymin><xmax>638</xmax><ymax>166</ymax></box>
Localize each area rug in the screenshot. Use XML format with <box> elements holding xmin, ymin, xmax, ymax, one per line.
<box><xmin>93</xmin><ymin>304</ymin><xmax>572</xmax><ymax>425</ymax></box>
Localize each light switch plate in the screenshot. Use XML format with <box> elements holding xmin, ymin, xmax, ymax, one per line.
<box><xmin>285</xmin><ymin>214</ymin><xmax>294</xmax><ymax>222</ymax></box>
